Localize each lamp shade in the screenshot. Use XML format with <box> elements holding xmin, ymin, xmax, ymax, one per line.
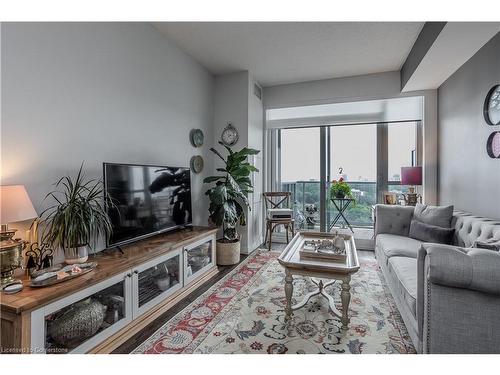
<box><xmin>0</xmin><ymin>185</ymin><xmax>37</xmax><ymax>224</ymax></box>
<box><xmin>401</xmin><ymin>167</ymin><xmax>422</xmax><ymax>186</ymax></box>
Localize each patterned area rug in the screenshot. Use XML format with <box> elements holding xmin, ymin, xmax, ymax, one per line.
<box><xmin>133</xmin><ymin>250</ymin><xmax>416</xmax><ymax>354</ymax></box>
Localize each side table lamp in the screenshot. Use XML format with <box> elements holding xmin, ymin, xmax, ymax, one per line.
<box><xmin>401</xmin><ymin>167</ymin><xmax>422</xmax><ymax>206</ymax></box>
<box><xmin>0</xmin><ymin>185</ymin><xmax>38</xmax><ymax>288</ymax></box>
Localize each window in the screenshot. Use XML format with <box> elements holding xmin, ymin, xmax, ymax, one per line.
<box><xmin>387</xmin><ymin>122</ymin><xmax>418</xmax><ymax>195</ymax></box>
<box><xmin>275</xmin><ymin>121</ymin><xmax>420</xmax><ymax>235</ymax></box>
<box><xmin>388</xmin><ymin>122</ymin><xmax>417</xmax><ymax>182</ymax></box>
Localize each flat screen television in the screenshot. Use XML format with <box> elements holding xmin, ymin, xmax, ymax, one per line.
<box><xmin>103</xmin><ymin>162</ymin><xmax>192</xmax><ymax>247</ymax></box>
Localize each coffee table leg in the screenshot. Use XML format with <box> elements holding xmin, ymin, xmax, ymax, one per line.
<box><xmin>284</xmin><ymin>269</ymin><xmax>293</xmax><ymax>322</ymax></box>
<box><xmin>341</xmin><ymin>276</ymin><xmax>351</xmax><ymax>330</ymax></box>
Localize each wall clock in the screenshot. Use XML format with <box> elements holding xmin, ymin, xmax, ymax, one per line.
<box><xmin>189</xmin><ymin>129</ymin><xmax>204</xmax><ymax>147</ymax></box>
<box><xmin>486</xmin><ymin>131</ymin><xmax>500</xmax><ymax>159</ymax></box>
<box><xmin>221</xmin><ymin>123</ymin><xmax>239</xmax><ymax>146</ymax></box>
<box><xmin>484</xmin><ymin>85</ymin><xmax>500</xmax><ymax>125</ymax></box>
<box><xmin>190</xmin><ymin>155</ymin><xmax>204</xmax><ymax>173</ymax></box>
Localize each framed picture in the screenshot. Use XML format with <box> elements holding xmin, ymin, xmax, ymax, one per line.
<box><xmin>383</xmin><ymin>192</ymin><xmax>398</xmax><ymax>205</ymax></box>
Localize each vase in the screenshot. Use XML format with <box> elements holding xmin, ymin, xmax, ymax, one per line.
<box><xmin>64</xmin><ymin>245</ymin><xmax>89</xmax><ymax>264</ymax></box>
<box><xmin>335</xmin><ymin>192</ymin><xmax>346</xmax><ymax>199</ymax></box>
<box><xmin>48</xmin><ymin>298</ymin><xmax>106</xmax><ymax>345</ymax></box>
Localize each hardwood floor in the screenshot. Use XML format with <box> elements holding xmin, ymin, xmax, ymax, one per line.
<box><xmin>112</xmin><ymin>242</ymin><xmax>374</xmax><ymax>353</ymax></box>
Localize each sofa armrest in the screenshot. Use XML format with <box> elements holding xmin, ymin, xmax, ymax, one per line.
<box><xmin>374</xmin><ymin>204</ymin><xmax>414</xmax><ymax>237</ymax></box>
<box><xmin>417</xmin><ymin>244</ymin><xmax>500</xmax><ymax>353</ymax></box>
<box><xmin>419</xmin><ymin>244</ymin><xmax>500</xmax><ymax>295</ymax></box>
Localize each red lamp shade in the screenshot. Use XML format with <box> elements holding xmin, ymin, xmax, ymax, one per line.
<box><xmin>401</xmin><ymin>166</ymin><xmax>422</xmax><ymax>186</ymax></box>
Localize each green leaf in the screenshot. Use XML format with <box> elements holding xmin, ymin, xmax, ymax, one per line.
<box><xmin>209</xmin><ymin>147</ymin><xmax>227</xmax><ymax>165</ymax></box>
<box><xmin>203</xmin><ymin>176</ymin><xmax>224</xmax><ymax>183</ymax></box>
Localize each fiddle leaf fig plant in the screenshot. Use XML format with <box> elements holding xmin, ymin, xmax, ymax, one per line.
<box><xmin>204</xmin><ymin>142</ymin><xmax>260</xmax><ymax>242</ymax></box>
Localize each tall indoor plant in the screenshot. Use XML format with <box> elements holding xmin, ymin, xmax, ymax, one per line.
<box><xmin>204</xmin><ymin>142</ymin><xmax>260</xmax><ymax>265</ymax></box>
<box><xmin>41</xmin><ymin>163</ymin><xmax>113</xmax><ymax>264</ymax></box>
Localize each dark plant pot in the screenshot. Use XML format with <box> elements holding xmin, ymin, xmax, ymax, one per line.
<box><xmin>335</xmin><ymin>192</ymin><xmax>346</xmax><ymax>199</ymax></box>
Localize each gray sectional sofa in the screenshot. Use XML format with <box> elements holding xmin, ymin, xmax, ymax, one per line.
<box><xmin>374</xmin><ymin>204</ymin><xmax>500</xmax><ymax>353</ymax></box>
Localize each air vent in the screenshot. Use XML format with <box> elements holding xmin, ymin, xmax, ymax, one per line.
<box><xmin>253</xmin><ymin>83</ymin><xmax>262</xmax><ymax>100</ymax></box>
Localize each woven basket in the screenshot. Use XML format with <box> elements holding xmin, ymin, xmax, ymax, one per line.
<box><xmin>216</xmin><ymin>240</ymin><xmax>240</xmax><ymax>266</ymax></box>
<box><xmin>48</xmin><ymin>298</ymin><xmax>107</xmax><ymax>345</ymax></box>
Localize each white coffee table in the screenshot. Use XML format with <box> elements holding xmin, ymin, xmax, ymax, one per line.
<box><xmin>278</xmin><ymin>231</ymin><xmax>360</xmax><ymax>330</ymax></box>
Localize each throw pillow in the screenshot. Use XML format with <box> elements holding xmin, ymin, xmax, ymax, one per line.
<box><xmin>414</xmin><ymin>203</ymin><xmax>454</xmax><ymax>228</ymax></box>
<box><xmin>409</xmin><ymin>219</ymin><xmax>455</xmax><ymax>244</ymax></box>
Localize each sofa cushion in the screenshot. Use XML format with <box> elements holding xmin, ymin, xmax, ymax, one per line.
<box><xmin>374</xmin><ymin>205</ymin><xmax>414</xmax><ymax>237</ymax></box>
<box><xmin>409</xmin><ymin>219</ymin><xmax>455</xmax><ymax>244</ymax></box>
<box><xmin>388</xmin><ymin>256</ymin><xmax>418</xmax><ymax>319</ymax></box>
<box><xmin>376</xmin><ymin>233</ymin><xmax>423</xmax><ymax>259</ymax></box>
<box><xmin>414</xmin><ymin>203</ymin><xmax>454</xmax><ymax>228</ymax></box>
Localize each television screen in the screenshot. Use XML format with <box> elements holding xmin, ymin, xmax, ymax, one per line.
<box><xmin>103</xmin><ymin>163</ymin><xmax>192</xmax><ymax>247</ymax></box>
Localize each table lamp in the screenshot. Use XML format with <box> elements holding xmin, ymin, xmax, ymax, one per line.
<box><xmin>0</xmin><ymin>185</ymin><xmax>38</xmax><ymax>286</ymax></box>
<box><xmin>401</xmin><ymin>167</ymin><xmax>422</xmax><ymax>206</ymax></box>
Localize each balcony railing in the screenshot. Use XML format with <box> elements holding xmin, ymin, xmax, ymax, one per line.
<box><xmin>281</xmin><ymin>180</ymin><xmax>380</xmax><ymax>229</ymax></box>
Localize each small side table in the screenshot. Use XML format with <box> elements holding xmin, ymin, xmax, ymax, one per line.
<box><xmin>328</xmin><ymin>198</ymin><xmax>355</xmax><ymax>233</ymax></box>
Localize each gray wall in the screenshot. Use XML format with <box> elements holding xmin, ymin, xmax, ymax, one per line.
<box><xmin>247</xmin><ymin>74</ymin><xmax>264</xmax><ymax>252</ymax></box>
<box><xmin>212</xmin><ymin>71</ymin><xmax>264</xmax><ymax>253</ymax></box>
<box><xmin>1</xmin><ymin>23</ymin><xmax>215</xmax><ymax>245</ymax></box>
<box><xmin>438</xmin><ymin>32</ymin><xmax>500</xmax><ymax>219</ymax></box>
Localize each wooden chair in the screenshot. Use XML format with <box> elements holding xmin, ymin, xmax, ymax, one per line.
<box><xmin>263</xmin><ymin>192</ymin><xmax>295</xmax><ymax>251</ymax></box>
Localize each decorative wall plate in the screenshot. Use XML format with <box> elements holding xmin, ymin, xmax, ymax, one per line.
<box><xmin>484</xmin><ymin>85</ymin><xmax>500</xmax><ymax>125</ymax></box>
<box><xmin>190</xmin><ymin>155</ymin><xmax>204</xmax><ymax>173</ymax></box>
<box><xmin>189</xmin><ymin>129</ymin><xmax>204</xmax><ymax>147</ymax></box>
<box><xmin>221</xmin><ymin>123</ymin><xmax>239</xmax><ymax>146</ymax></box>
<box><xmin>486</xmin><ymin>131</ymin><xmax>500</xmax><ymax>158</ymax></box>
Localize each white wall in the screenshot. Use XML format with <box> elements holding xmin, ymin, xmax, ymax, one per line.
<box><xmin>263</xmin><ymin>71</ymin><xmax>438</xmax><ymax>205</ymax></box>
<box><xmin>264</xmin><ymin>71</ymin><xmax>401</xmax><ymax>109</ymax></box>
<box><xmin>1</xmin><ymin>23</ymin><xmax>215</xmax><ymax>246</ymax></box>
<box><xmin>438</xmin><ymin>32</ymin><xmax>500</xmax><ymax>219</ymax></box>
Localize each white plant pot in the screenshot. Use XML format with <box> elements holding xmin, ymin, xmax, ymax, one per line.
<box><xmin>64</xmin><ymin>245</ymin><xmax>89</xmax><ymax>264</ymax></box>
<box><xmin>216</xmin><ymin>240</ymin><xmax>240</xmax><ymax>266</ymax></box>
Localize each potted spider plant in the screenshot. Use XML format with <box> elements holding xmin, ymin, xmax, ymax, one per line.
<box><xmin>204</xmin><ymin>142</ymin><xmax>260</xmax><ymax>265</ymax></box>
<box><xmin>41</xmin><ymin>163</ymin><xmax>113</xmax><ymax>264</ymax></box>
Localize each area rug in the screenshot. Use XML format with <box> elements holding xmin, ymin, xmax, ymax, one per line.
<box><xmin>133</xmin><ymin>250</ymin><xmax>416</xmax><ymax>354</ymax></box>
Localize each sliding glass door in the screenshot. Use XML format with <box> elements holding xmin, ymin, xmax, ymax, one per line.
<box><xmin>327</xmin><ymin>124</ymin><xmax>377</xmax><ymax>229</ymax></box>
<box><xmin>277</xmin><ymin>121</ymin><xmax>419</xmax><ymax>236</ymax></box>
<box><xmin>280</xmin><ymin>127</ymin><xmax>321</xmax><ymax>231</ymax></box>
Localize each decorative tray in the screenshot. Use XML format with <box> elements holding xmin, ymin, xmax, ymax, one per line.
<box><xmin>299</xmin><ymin>239</ymin><xmax>346</xmax><ymax>262</ymax></box>
<box><xmin>30</xmin><ymin>262</ymin><xmax>98</xmax><ymax>288</ymax></box>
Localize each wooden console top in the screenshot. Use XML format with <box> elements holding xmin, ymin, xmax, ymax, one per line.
<box><xmin>1</xmin><ymin>226</ymin><xmax>218</xmax><ymax>314</ymax></box>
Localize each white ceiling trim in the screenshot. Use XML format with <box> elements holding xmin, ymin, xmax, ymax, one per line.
<box><xmin>266</xmin><ymin>96</ymin><xmax>423</xmax><ymax>129</ymax></box>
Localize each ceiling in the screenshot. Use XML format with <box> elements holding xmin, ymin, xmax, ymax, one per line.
<box><xmin>153</xmin><ymin>22</ymin><xmax>424</xmax><ymax>87</ymax></box>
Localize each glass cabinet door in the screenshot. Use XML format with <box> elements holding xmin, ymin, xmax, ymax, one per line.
<box><xmin>132</xmin><ymin>249</ymin><xmax>183</xmax><ymax>318</ymax></box>
<box><xmin>184</xmin><ymin>235</ymin><xmax>215</xmax><ymax>286</ymax></box>
<box><xmin>31</xmin><ymin>272</ymin><xmax>132</xmax><ymax>354</ymax></box>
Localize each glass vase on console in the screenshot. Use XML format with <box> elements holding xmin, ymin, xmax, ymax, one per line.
<box><xmin>64</xmin><ymin>245</ymin><xmax>89</xmax><ymax>264</ymax></box>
